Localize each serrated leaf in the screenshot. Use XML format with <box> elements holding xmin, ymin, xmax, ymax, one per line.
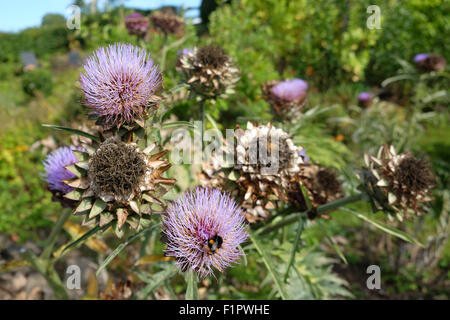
<box><xmin>162</xmin><ymin>121</ymin><xmax>195</xmax><ymax>129</ymax></box>
<box><xmin>96</xmin><ymin>223</ymin><xmax>160</xmax><ymax>276</ymax></box>
<box><xmin>61</xmin><ymin>222</ymin><xmax>112</xmax><ymax>255</ymax></box>
<box><xmin>136</xmin><ymin>265</ymin><xmax>177</xmax><ymax>299</ymax></box>
<box><xmin>89</xmin><ymin>199</ymin><xmax>107</xmax><ymax>219</ymax></box>
<box><xmin>250</xmin><ymin>234</ymin><xmax>289</xmax><ymax>300</ymax></box>
<box><xmin>341</xmin><ymin>208</ymin><xmax>424</xmax><ymax>247</ymax></box>
<box><xmin>42</xmin><ymin>124</ymin><xmax>101</xmax><ymax>142</ymax></box>
<box><xmin>317</xmin><ymin>220</ymin><xmax>348</xmax><ymax>265</ymax></box>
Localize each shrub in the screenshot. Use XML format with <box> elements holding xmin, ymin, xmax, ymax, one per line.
<box><xmin>22</xmin><ymin>69</ymin><xmax>53</xmax><ymax>96</ymax></box>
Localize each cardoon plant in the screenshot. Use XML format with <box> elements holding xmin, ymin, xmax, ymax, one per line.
<box><xmin>162</xmin><ymin>188</ymin><xmax>248</xmax><ymax>278</ymax></box>
<box><xmin>150</xmin><ymin>11</ymin><xmax>185</xmax><ymax>36</ymax></box>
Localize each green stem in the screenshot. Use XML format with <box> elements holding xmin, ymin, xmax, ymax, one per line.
<box><xmin>23</xmin><ymin>251</ymin><xmax>68</xmax><ymax>299</ymax></box>
<box><xmin>40</xmin><ymin>208</ymin><xmax>72</xmax><ymax>261</ymax></box>
<box><xmin>283</xmin><ymin>214</ymin><xmax>305</xmax><ymax>282</ymax></box>
<box><xmin>185</xmin><ymin>269</ymin><xmax>199</xmax><ymax>300</ymax></box>
<box><xmin>256</xmin><ymin>193</ymin><xmax>364</xmax><ymax>236</ymax></box>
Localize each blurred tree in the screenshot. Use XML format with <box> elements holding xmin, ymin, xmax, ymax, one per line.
<box><xmin>41</xmin><ymin>14</ymin><xmax>66</xmax><ymax>27</ymax></box>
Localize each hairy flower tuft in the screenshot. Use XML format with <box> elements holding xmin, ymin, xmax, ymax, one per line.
<box><xmin>80</xmin><ymin>43</ymin><xmax>162</xmax><ymax>128</ymax></box>
<box><xmin>162</xmin><ymin>188</ymin><xmax>248</xmax><ymax>278</ymax></box>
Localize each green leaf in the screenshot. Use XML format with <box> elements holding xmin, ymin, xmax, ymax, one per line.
<box><xmin>185</xmin><ymin>269</ymin><xmax>198</xmax><ymax>300</ymax></box>
<box><xmin>205</xmin><ymin>112</ymin><xmax>220</xmax><ymax>133</ymax></box>
<box><xmin>96</xmin><ymin>223</ymin><xmax>159</xmax><ymax>276</ymax></box>
<box><xmin>89</xmin><ymin>199</ymin><xmax>107</xmax><ymax>219</ymax></box>
<box><xmin>381</xmin><ymin>74</ymin><xmax>415</xmax><ymax>87</ymax></box>
<box><xmin>284</xmin><ymin>215</ymin><xmax>306</xmax><ymax>282</ymax></box>
<box><xmin>61</xmin><ymin>222</ymin><xmax>112</xmax><ymax>255</ymax></box>
<box><xmin>42</xmin><ymin>124</ymin><xmax>100</xmax><ymax>142</ymax></box>
<box><xmin>250</xmin><ymin>234</ymin><xmax>289</xmax><ymax>300</ymax></box>
<box><xmin>162</xmin><ymin>121</ymin><xmax>195</xmax><ymax>129</ymax></box>
<box><xmin>317</xmin><ymin>220</ymin><xmax>348</xmax><ymax>265</ymax></box>
<box><xmin>137</xmin><ymin>264</ymin><xmax>177</xmax><ymax>299</ymax></box>
<box><xmin>238</xmin><ymin>245</ymin><xmax>247</xmax><ymax>267</ymax></box>
<box><xmin>341</xmin><ymin>208</ymin><xmax>424</xmax><ymax>247</ymax></box>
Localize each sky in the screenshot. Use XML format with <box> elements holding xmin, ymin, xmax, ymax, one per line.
<box><xmin>0</xmin><ymin>0</ymin><xmax>200</xmax><ymax>32</ymax></box>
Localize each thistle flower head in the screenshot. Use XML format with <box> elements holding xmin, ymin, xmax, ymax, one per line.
<box><xmin>199</xmin><ymin>122</ymin><xmax>305</xmax><ymax>223</ymax></box>
<box><xmin>43</xmin><ymin>146</ymin><xmax>80</xmax><ymax>194</ymax></box>
<box><xmin>262</xmin><ymin>79</ymin><xmax>308</xmax><ymax>120</ymax></box>
<box><xmin>358</xmin><ymin>92</ymin><xmax>372</xmax><ymax>108</ymax></box>
<box><xmin>63</xmin><ymin>137</ymin><xmax>175</xmax><ymax>237</ymax></box>
<box><xmin>162</xmin><ymin>188</ymin><xmax>248</xmax><ymax>278</ymax></box>
<box><xmin>179</xmin><ymin>45</ymin><xmax>239</xmax><ymax>99</ymax></box>
<box><xmin>414</xmin><ymin>53</ymin><xmax>446</xmax><ymax>72</ymax></box>
<box><xmin>360</xmin><ymin>145</ymin><xmax>436</xmax><ymax>220</ymax></box>
<box><xmin>80</xmin><ymin>43</ymin><xmax>162</xmax><ymax>128</ymax></box>
<box><xmin>150</xmin><ymin>11</ymin><xmax>184</xmax><ymax>35</ymax></box>
<box><xmin>414</xmin><ymin>53</ymin><xmax>429</xmax><ymax>63</ymax></box>
<box><xmin>271</xmin><ymin>78</ymin><xmax>308</xmax><ymax>102</ymax></box>
<box><xmin>125</xmin><ymin>13</ymin><xmax>150</xmax><ymax>36</ymax></box>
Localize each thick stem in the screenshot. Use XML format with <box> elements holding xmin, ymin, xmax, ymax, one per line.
<box><xmin>256</xmin><ymin>193</ymin><xmax>364</xmax><ymax>236</ymax></box>
<box><xmin>40</xmin><ymin>208</ymin><xmax>72</xmax><ymax>261</ymax></box>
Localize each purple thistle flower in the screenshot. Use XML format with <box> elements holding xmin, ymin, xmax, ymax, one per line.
<box><xmin>414</xmin><ymin>53</ymin><xmax>429</xmax><ymax>63</ymax></box>
<box><xmin>358</xmin><ymin>92</ymin><xmax>371</xmax><ymax>101</ymax></box>
<box><xmin>80</xmin><ymin>43</ymin><xmax>162</xmax><ymax>127</ymax></box>
<box><xmin>271</xmin><ymin>78</ymin><xmax>308</xmax><ymax>102</ymax></box>
<box><xmin>162</xmin><ymin>188</ymin><xmax>248</xmax><ymax>278</ymax></box>
<box><xmin>43</xmin><ymin>146</ymin><xmax>79</xmax><ymax>194</ymax></box>
<box><xmin>125</xmin><ymin>13</ymin><xmax>150</xmax><ymax>36</ymax></box>
<box><xmin>126</xmin><ymin>12</ymin><xmax>143</xmax><ymax>19</ymax></box>
<box><xmin>358</xmin><ymin>91</ymin><xmax>372</xmax><ymax>108</ymax></box>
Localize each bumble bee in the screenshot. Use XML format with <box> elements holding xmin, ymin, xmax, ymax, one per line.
<box><xmin>206</xmin><ymin>234</ymin><xmax>223</xmax><ymax>254</ymax></box>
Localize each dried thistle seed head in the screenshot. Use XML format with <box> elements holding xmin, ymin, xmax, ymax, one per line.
<box><xmin>150</xmin><ymin>11</ymin><xmax>184</xmax><ymax>35</ymax></box>
<box><xmin>295</xmin><ymin>164</ymin><xmax>344</xmax><ymax>208</ymax></box>
<box><xmin>393</xmin><ymin>156</ymin><xmax>436</xmax><ymax>196</ymax></box>
<box><xmin>317</xmin><ymin>168</ymin><xmax>342</xmax><ymax>195</ymax></box>
<box><xmin>361</xmin><ymin>145</ymin><xmax>436</xmax><ymax>220</ymax></box>
<box><xmin>196</xmin><ymin>45</ymin><xmax>228</xmax><ymax>68</ymax></box>
<box><xmin>179</xmin><ymin>45</ymin><xmax>239</xmax><ymax>99</ymax></box>
<box><xmin>88</xmin><ymin>139</ymin><xmax>146</xmax><ymax>202</ymax></box>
